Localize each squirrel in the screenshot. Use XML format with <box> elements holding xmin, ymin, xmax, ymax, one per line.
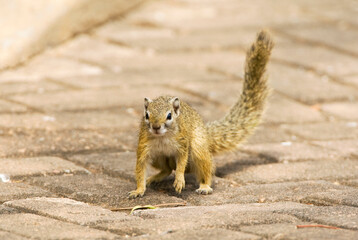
<box><xmin>128</xmin><ymin>30</ymin><xmax>274</xmax><ymax>199</ymax></box>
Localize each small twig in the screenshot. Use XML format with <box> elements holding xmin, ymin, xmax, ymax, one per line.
<box><xmin>296</xmin><ymin>224</ymin><xmax>341</xmax><ymax>230</ymax></box>
<box><xmin>110</xmin><ymin>202</ymin><xmax>187</xmax><ymax>212</ymax></box>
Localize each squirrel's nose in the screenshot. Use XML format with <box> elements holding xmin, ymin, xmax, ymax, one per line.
<box><xmin>152</xmin><ymin>124</ymin><xmax>161</xmax><ymax>130</ymax></box>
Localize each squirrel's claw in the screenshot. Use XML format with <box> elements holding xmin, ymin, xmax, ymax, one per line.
<box><xmin>128</xmin><ymin>189</ymin><xmax>145</xmax><ymax>199</ymax></box>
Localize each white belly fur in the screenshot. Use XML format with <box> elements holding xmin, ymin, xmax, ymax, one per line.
<box><xmin>148</xmin><ymin>136</ymin><xmax>179</xmax><ymax>158</ymax></box>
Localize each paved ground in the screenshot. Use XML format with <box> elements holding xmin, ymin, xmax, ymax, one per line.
<box><xmin>0</xmin><ymin>0</ymin><xmax>358</xmax><ymax>239</ymax></box>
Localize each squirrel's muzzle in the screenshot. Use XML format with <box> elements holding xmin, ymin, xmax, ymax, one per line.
<box><xmin>152</xmin><ymin>124</ymin><xmax>161</xmax><ymax>130</ymax></box>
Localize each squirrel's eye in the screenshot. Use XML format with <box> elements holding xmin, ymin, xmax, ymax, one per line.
<box><xmin>166</xmin><ymin>112</ymin><xmax>172</xmax><ymax>120</ymax></box>
<box><xmin>145</xmin><ymin>112</ymin><xmax>149</xmax><ymax>120</ymax></box>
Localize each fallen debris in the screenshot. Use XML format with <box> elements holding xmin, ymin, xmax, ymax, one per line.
<box><xmin>296</xmin><ymin>224</ymin><xmax>341</xmax><ymax>230</ymax></box>
<box><xmin>110</xmin><ymin>202</ymin><xmax>187</xmax><ymax>213</ymax></box>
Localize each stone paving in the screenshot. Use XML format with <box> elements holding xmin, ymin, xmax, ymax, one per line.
<box><xmin>0</xmin><ymin>0</ymin><xmax>358</xmax><ymax>239</ymax></box>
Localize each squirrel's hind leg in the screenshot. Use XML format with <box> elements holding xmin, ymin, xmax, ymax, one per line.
<box><xmin>196</xmin><ymin>171</ymin><xmax>213</xmax><ymax>195</ymax></box>
<box><xmin>196</xmin><ymin>183</ymin><xmax>213</xmax><ymax>195</ymax></box>
<box><xmin>191</xmin><ymin>140</ymin><xmax>214</xmax><ymax>195</ymax></box>
<box><xmin>146</xmin><ymin>168</ymin><xmax>172</xmax><ymax>186</ymax></box>
<box><xmin>147</xmin><ymin>156</ymin><xmax>173</xmax><ymax>185</ymax></box>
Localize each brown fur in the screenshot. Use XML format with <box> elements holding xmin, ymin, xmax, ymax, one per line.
<box><xmin>129</xmin><ymin>30</ymin><xmax>274</xmax><ymax>198</ymax></box>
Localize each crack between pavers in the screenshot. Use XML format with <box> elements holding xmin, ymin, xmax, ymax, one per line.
<box><xmin>0</xmin><ymin>85</ymin><xmax>87</xmax><ymax>98</ymax></box>
<box><xmin>159</xmin><ymin>30</ymin><xmax>318</xmax><ymax>87</ymax></box>
<box><xmin>63</xmin><ymin>160</ymin><xmax>133</xmax><ymax>182</ymax></box>
<box><xmin>0</xmin><ymin>127</ymin><xmax>136</xmax><ymax>156</ymax></box>
<box><xmin>52</xmin><ymin>105</ymin><xmax>135</xmax><ymax>113</ymax></box>
<box><xmin>203</xmin><ymin>57</ymin><xmax>353</xmax><ymax>123</ymax></box>
<box><xmin>273</xmin><ymin>90</ymin><xmax>337</xmax><ymax>123</ymax></box>
<box><xmin>0</xmin><ymin>101</ymin><xmax>138</xmax><ymax>113</ymax></box>
<box><xmin>223</xmin><ymin>213</ymin><xmax>303</xmax><ymax>227</ymax></box>
<box><xmin>307</xmin><ymin>141</ymin><xmax>358</xmax><ymax>160</ymax></box>
<box><xmin>232</xmin><ymin>228</ymin><xmax>269</xmax><ymax>239</ymax></box>
<box><xmin>0</xmin><ymin>126</ymin><xmax>137</xmax><ymax>134</ymax></box>
<box><xmin>93</xmin><ymin>35</ymin><xmax>133</xmax><ymax>49</ymax></box>
<box><xmin>2</xmin><ymin>79</ymin><xmax>236</xmax><ymax>114</ymax></box>
<box><xmin>235</xmin><ymin>150</ymin><xmax>279</xmax><ymax>164</ymax></box>
<box><xmin>282</xmin><ymin>126</ymin><xmax>358</xmax><ymax>142</ymax></box>
<box><xmin>44</xmin><ymin>78</ymin><xmax>83</xmax><ymax>91</ymax></box>
<box><xmin>8</xmin><ymin>170</ymin><xmax>90</xmax><ymax>182</ymax></box>
<box><xmin>342</xmin><ymin>72</ymin><xmax>358</xmax><ymax>77</ymax></box>
<box><xmin>271</xmin><ymin>28</ymin><xmax>358</xmax><ymax>59</ymax></box>
<box><xmin>2</xmin><ymin>204</ymin><xmax>126</xmax><ymax>237</ymax></box>
<box><xmin>0</xmin><ymin>96</ymin><xmax>44</xmax><ymax>113</ymax></box>
<box><xmin>266</xmin><ymin>118</ymin><xmax>330</xmax><ymax>126</ymax></box>
<box><xmin>129</xmin><ymin>19</ymin><xmax>169</xmax><ymax>29</ymax></box>
<box><xmin>60</xmin><ymin>153</ymin><xmax>137</xmax><ymax>183</ymax></box>
<box><xmin>2</xmin><ymin>146</ymin><xmax>132</xmax><ymax>160</ymax></box>
<box><xmin>0</xmin><ymin>88</ymin><xmax>73</xmax><ymax>99</ymax></box>
<box><xmin>215</xmin><ymin>152</ymin><xmax>279</xmax><ymax>178</ymax></box>
<box><xmin>152</xmin><ymin>44</ymin><xmax>245</xmax><ymax>54</ymax></box>
<box><xmin>0</xmin><ymin>0</ymin><xmax>145</xmax><ymax>73</ymax></box>
<box><xmin>303</xmin><ymin>6</ymin><xmax>358</xmax><ymax>32</ymax></box>
<box><xmin>7</xmin><ymin>33</ymin><xmax>350</xmax><ymax>119</ymax></box>
<box><xmin>233</xmin><ymin>177</ymin><xmax>358</xmax><ymax>188</ymax></box>
<box><xmin>95</xmin><ymin>33</ymin><xmax>247</xmax><ymax>54</ymax></box>
<box><xmin>299</xmin><ymin>198</ymin><xmax>337</xmax><ymax>207</ymax></box>
<box><xmin>338</xmin><ymin>180</ymin><xmax>358</xmax><ymax>189</ymax></box>
<box><xmin>160</xmin><ymin>83</ymin><xmax>229</xmax><ymax>111</ymax></box>
<box><xmin>304</xmin><ymin>141</ymin><xmax>339</xmax><ymax>153</ymax></box>
<box><xmin>283</xmin><ymin>212</ymin><xmax>358</xmax><ymax>231</ymax></box>
<box><xmin>271</xmin><ymin>57</ymin><xmax>358</xmax><ymax>91</ymax></box>
<box><xmin>225</xmin><ymin>224</ymin><xmax>286</xmax><ymax>239</ymax></box>
<box><xmin>278</xmin><ymin>88</ymin><xmax>357</xmax><ymax>121</ymax></box>
<box><xmin>90</xmin><ymin>22</ymin><xmax>248</xmax><ymax>56</ymax></box>
<box><xmin>25</xmin><ymin>79</ymin><xmax>238</xmax><ymax>106</ymax></box>
<box><xmin>273</xmin><ymin>88</ymin><xmax>322</xmax><ymax>105</ymax></box>
<box><xmin>238</xmin><ymin>148</ymin><xmax>337</xmax><ymax>164</ymax></box>
<box><xmin>0</xmin><ymin>227</ymin><xmax>32</xmax><ymax>239</ymax></box>
<box><xmin>317</xmin><ymin>110</ymin><xmax>358</xmax><ymax>122</ymax></box>
<box><xmin>58</xmin><ymin>54</ymin><xmax>115</xmax><ymax>75</ymax></box>
<box><xmin>271</xmin><ymin>90</ymin><xmax>334</xmax><ymax>122</ymax></box>
<box><xmin>211</xmin><ymin>225</ymin><xmax>266</xmax><ymax>239</ymax></box>
<box><xmin>63</xmin><ymin>147</ymin><xmax>133</xmax><ymax>158</ymax></box>
<box><xmin>206</xmin><ymin>66</ymin><xmax>244</xmax><ymax>81</ymax></box>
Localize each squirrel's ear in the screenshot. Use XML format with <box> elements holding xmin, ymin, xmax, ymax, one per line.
<box><xmin>170</xmin><ymin>97</ymin><xmax>180</xmax><ymax>115</ymax></box>
<box><xmin>144</xmin><ymin>97</ymin><xmax>152</xmax><ymax>110</ymax></box>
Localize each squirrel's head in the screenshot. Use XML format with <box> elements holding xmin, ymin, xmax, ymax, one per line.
<box><xmin>143</xmin><ymin>96</ymin><xmax>180</xmax><ymax>137</ymax></box>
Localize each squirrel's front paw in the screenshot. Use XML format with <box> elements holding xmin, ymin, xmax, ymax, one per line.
<box><xmin>173</xmin><ymin>175</ymin><xmax>185</xmax><ymax>194</ymax></box>
<box><xmin>128</xmin><ymin>189</ymin><xmax>145</xmax><ymax>199</ymax></box>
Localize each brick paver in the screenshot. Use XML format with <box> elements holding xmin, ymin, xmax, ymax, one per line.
<box><xmin>0</xmin><ymin>0</ymin><xmax>357</xmax><ymax>239</ymax></box>
<box><xmin>0</xmin><ymin>157</ymin><xmax>89</xmax><ymax>179</ymax></box>
<box><xmin>303</xmin><ymin>189</ymin><xmax>358</xmax><ymax>207</ymax></box>
<box><xmin>28</xmin><ymin>174</ymin><xmax>185</xmax><ymax>208</ymax></box>
<box><xmin>99</xmin><ymin>202</ymin><xmax>304</xmax><ymax>236</ymax></box>
<box><xmin>135</xmin><ymin>229</ymin><xmax>261</xmax><ymax>240</ymax></box>
<box><xmin>241</xmin><ymin>223</ymin><xmax>358</xmax><ymax>240</ymax></box>
<box><xmin>0</xmin><ymin>183</ymin><xmax>53</xmax><ymax>203</ymax></box>
<box><xmin>4</xmin><ymin>197</ymin><xmax>137</xmax><ymax>226</ymax></box>
<box><xmin>284</xmin><ymin>205</ymin><xmax>358</xmax><ymax>230</ymax></box>
<box><xmin>184</xmin><ymin>181</ymin><xmax>357</xmax><ymax>206</ymax></box>
<box><xmin>0</xmin><ymin>213</ymin><xmax>118</xmax><ymax>239</ymax></box>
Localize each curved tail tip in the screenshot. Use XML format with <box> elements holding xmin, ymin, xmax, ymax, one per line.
<box><xmin>256</xmin><ymin>30</ymin><xmax>274</xmax><ymax>50</ymax></box>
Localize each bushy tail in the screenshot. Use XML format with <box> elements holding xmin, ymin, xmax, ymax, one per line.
<box><xmin>207</xmin><ymin>30</ymin><xmax>274</xmax><ymax>155</ymax></box>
